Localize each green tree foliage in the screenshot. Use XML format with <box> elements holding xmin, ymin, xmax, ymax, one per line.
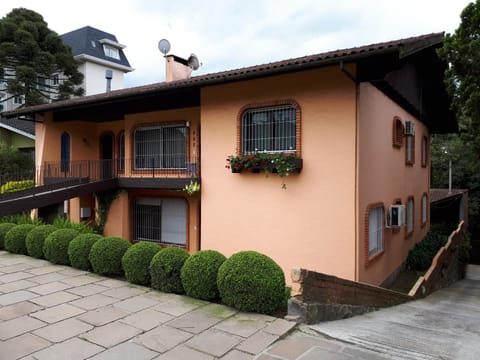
<box><xmin>0</xmin><ymin>8</ymin><xmax>83</xmax><ymax>107</ymax></box>
<box><xmin>0</xmin><ymin>144</ymin><xmax>34</xmax><ymax>178</ymax></box>
<box><xmin>435</xmin><ymin>1</ymin><xmax>480</xmax><ymax>237</ymax></box>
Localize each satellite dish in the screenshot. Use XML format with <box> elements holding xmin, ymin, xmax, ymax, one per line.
<box><xmin>158</xmin><ymin>39</ymin><xmax>171</xmax><ymax>56</ymax></box>
<box><xmin>187</xmin><ymin>53</ymin><xmax>200</xmax><ymax>70</ymax></box>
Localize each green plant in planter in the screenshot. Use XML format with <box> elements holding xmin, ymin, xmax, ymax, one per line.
<box><xmin>182</xmin><ymin>180</ymin><xmax>200</xmax><ymax>196</ymax></box>
<box><xmin>226</xmin><ymin>152</ymin><xmax>300</xmax><ymax>189</ymax></box>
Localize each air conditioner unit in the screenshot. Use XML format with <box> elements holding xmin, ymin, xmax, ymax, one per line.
<box><xmin>80</xmin><ymin>207</ymin><xmax>91</xmax><ymax>219</ymax></box>
<box><xmin>387</xmin><ymin>205</ymin><xmax>405</xmax><ymax>228</ymax></box>
<box><xmin>404</xmin><ymin>121</ymin><xmax>415</xmax><ymax>136</ymax></box>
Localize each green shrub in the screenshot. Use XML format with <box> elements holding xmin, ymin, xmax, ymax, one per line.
<box><xmin>52</xmin><ymin>217</ymin><xmax>94</xmax><ymax>234</ymax></box>
<box><xmin>406</xmin><ymin>226</ymin><xmax>450</xmax><ymax>271</ymax></box>
<box><xmin>68</xmin><ymin>233</ymin><xmax>103</xmax><ymax>270</ymax></box>
<box><xmin>150</xmin><ymin>247</ymin><xmax>189</xmax><ymax>294</ymax></box>
<box><xmin>25</xmin><ymin>225</ymin><xmax>57</xmax><ymax>258</ymax></box>
<box><xmin>180</xmin><ymin>250</ymin><xmax>226</xmax><ymax>300</ymax></box>
<box><xmin>217</xmin><ymin>251</ymin><xmax>286</xmax><ymax>315</ymax></box>
<box><xmin>0</xmin><ymin>180</ymin><xmax>34</xmax><ymax>194</ymax></box>
<box><xmin>0</xmin><ymin>214</ymin><xmax>43</xmax><ymax>225</ymax></box>
<box><xmin>0</xmin><ymin>223</ymin><xmax>16</xmax><ymax>250</ymax></box>
<box><xmin>122</xmin><ymin>242</ymin><xmax>162</xmax><ymax>285</ymax></box>
<box><xmin>89</xmin><ymin>237</ymin><xmax>131</xmax><ymax>276</ymax></box>
<box><xmin>4</xmin><ymin>224</ymin><xmax>36</xmax><ymax>254</ymax></box>
<box><xmin>43</xmin><ymin>229</ymin><xmax>79</xmax><ymax>265</ymax></box>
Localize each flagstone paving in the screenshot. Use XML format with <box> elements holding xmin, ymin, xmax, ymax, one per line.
<box><xmin>0</xmin><ymin>251</ymin><xmax>297</xmax><ymax>359</ymax></box>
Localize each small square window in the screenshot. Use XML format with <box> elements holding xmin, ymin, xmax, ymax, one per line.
<box><xmin>103</xmin><ymin>44</ymin><xmax>120</xmax><ymax>60</ymax></box>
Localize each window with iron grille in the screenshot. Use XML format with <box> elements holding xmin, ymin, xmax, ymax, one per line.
<box><xmin>134</xmin><ymin>126</ymin><xmax>187</xmax><ymax>170</ymax></box>
<box><xmin>133</xmin><ymin>198</ymin><xmax>187</xmax><ymax>246</ymax></box>
<box><xmin>368</xmin><ymin>206</ymin><xmax>384</xmax><ymax>257</ymax></box>
<box><xmin>241</xmin><ymin>105</ymin><xmax>296</xmax><ymax>154</ymax></box>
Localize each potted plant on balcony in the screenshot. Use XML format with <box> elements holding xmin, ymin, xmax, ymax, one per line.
<box><xmin>226</xmin><ymin>153</ymin><xmax>302</xmax><ymax>189</ymax></box>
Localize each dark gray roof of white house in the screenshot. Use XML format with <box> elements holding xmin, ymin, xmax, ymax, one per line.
<box><xmin>61</xmin><ymin>26</ymin><xmax>132</xmax><ymax>69</ymax></box>
<box><xmin>0</xmin><ymin>117</ymin><xmax>35</xmax><ymax>138</ymax></box>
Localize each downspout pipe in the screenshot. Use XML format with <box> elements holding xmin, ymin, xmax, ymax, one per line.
<box><xmin>339</xmin><ymin>60</ymin><xmax>360</xmax><ymax>281</ymax></box>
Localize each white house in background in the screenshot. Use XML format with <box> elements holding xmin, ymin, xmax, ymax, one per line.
<box><xmin>61</xmin><ymin>26</ymin><xmax>134</xmax><ymax>95</ymax></box>
<box><xmin>0</xmin><ymin>26</ymin><xmax>133</xmax><ymax>152</ymax></box>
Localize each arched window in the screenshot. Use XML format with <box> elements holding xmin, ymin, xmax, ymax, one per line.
<box><xmin>392</xmin><ymin>117</ymin><xmax>404</xmax><ymax>147</ymax></box>
<box><xmin>60</xmin><ymin>132</ymin><xmax>70</xmax><ymax>172</ymax></box>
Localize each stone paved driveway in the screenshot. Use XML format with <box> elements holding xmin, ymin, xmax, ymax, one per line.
<box><xmin>0</xmin><ymin>251</ymin><xmax>296</xmax><ymax>360</ymax></box>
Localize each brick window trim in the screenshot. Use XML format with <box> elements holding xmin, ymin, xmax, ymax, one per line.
<box><xmin>130</xmin><ymin>195</ymin><xmax>191</xmax><ymax>251</ymax></box>
<box><xmin>421</xmin><ymin>135</ymin><xmax>428</xmax><ymax>168</ymax></box>
<box><xmin>405</xmin><ymin>135</ymin><xmax>415</xmax><ymax>166</ymax></box>
<box><xmin>236</xmin><ymin>99</ymin><xmax>302</xmax><ymax>156</ymax></box>
<box><xmin>405</xmin><ymin>196</ymin><xmax>414</xmax><ymax>238</ymax></box>
<box><xmin>129</xmin><ymin>121</ymin><xmax>191</xmax><ymax>174</ymax></box>
<box><xmin>364</xmin><ymin>202</ymin><xmax>385</xmax><ymax>268</ymax></box>
<box><xmin>392</xmin><ymin>116</ymin><xmax>404</xmax><ymax>148</ymax></box>
<box><xmin>421</xmin><ymin>192</ymin><xmax>428</xmax><ymax>228</ymax></box>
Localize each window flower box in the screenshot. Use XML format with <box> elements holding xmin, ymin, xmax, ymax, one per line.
<box><xmin>226</xmin><ymin>153</ymin><xmax>302</xmax><ymax>188</ymax></box>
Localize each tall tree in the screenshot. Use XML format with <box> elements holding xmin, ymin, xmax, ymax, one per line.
<box><xmin>0</xmin><ymin>8</ymin><xmax>83</xmax><ymax>108</ymax></box>
<box><xmin>437</xmin><ymin>0</ymin><xmax>480</xmax><ymax>152</ymax></box>
<box><xmin>435</xmin><ymin>1</ymin><xmax>480</xmax><ymax>237</ymax></box>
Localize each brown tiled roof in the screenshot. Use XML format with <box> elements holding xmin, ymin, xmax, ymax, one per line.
<box><xmin>430</xmin><ymin>188</ymin><xmax>468</xmax><ymax>203</ymax></box>
<box><xmin>1</xmin><ymin>32</ymin><xmax>444</xmax><ymax>118</ymax></box>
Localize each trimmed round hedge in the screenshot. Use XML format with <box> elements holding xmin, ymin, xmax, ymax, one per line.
<box><xmin>68</xmin><ymin>233</ymin><xmax>103</xmax><ymax>270</ymax></box>
<box><xmin>0</xmin><ymin>223</ymin><xmax>16</xmax><ymax>250</ymax></box>
<box><xmin>89</xmin><ymin>237</ymin><xmax>131</xmax><ymax>276</ymax></box>
<box><xmin>4</xmin><ymin>224</ymin><xmax>36</xmax><ymax>255</ymax></box>
<box><xmin>150</xmin><ymin>247</ymin><xmax>189</xmax><ymax>294</ymax></box>
<box><xmin>217</xmin><ymin>251</ymin><xmax>285</xmax><ymax>314</ymax></box>
<box><xmin>180</xmin><ymin>250</ymin><xmax>226</xmax><ymax>300</ymax></box>
<box><xmin>122</xmin><ymin>242</ymin><xmax>162</xmax><ymax>285</ymax></box>
<box><xmin>25</xmin><ymin>225</ymin><xmax>57</xmax><ymax>259</ymax></box>
<box><xmin>43</xmin><ymin>228</ymin><xmax>79</xmax><ymax>265</ymax></box>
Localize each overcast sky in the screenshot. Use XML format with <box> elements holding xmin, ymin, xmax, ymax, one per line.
<box><xmin>0</xmin><ymin>1</ymin><xmax>472</xmax><ymax>87</ymax></box>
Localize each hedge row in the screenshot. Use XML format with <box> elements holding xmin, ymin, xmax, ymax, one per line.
<box><xmin>0</xmin><ymin>221</ymin><xmax>287</xmax><ymax>315</ymax></box>
<box><xmin>0</xmin><ymin>180</ymin><xmax>34</xmax><ymax>194</ymax></box>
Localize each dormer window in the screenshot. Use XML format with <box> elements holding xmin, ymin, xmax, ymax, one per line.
<box><xmin>103</xmin><ymin>44</ymin><xmax>120</xmax><ymax>60</ymax></box>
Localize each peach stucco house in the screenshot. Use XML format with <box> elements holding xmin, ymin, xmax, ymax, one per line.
<box><xmin>2</xmin><ymin>32</ymin><xmax>456</xmax><ymax>286</ymax></box>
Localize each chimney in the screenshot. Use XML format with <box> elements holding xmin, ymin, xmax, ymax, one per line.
<box><xmin>165</xmin><ymin>55</ymin><xmax>193</xmax><ymax>82</ymax></box>
<box><xmin>105</xmin><ymin>70</ymin><xmax>113</xmax><ymax>93</ymax></box>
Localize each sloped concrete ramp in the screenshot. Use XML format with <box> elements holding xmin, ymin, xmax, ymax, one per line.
<box><xmin>309</xmin><ymin>265</ymin><xmax>480</xmax><ymax>360</ymax></box>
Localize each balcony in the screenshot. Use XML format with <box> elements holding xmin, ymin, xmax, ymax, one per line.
<box><xmin>0</xmin><ymin>158</ymin><xmax>200</xmax><ymax>216</ymax></box>
<box><xmin>41</xmin><ymin>158</ymin><xmax>200</xmax><ymax>189</ymax></box>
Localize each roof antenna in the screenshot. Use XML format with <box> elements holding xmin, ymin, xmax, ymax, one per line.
<box><xmin>158</xmin><ymin>39</ymin><xmax>171</xmax><ymax>56</ymax></box>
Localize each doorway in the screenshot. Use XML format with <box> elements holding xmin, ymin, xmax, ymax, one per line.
<box><xmin>100</xmin><ymin>133</ymin><xmax>114</xmax><ymax>179</ymax></box>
